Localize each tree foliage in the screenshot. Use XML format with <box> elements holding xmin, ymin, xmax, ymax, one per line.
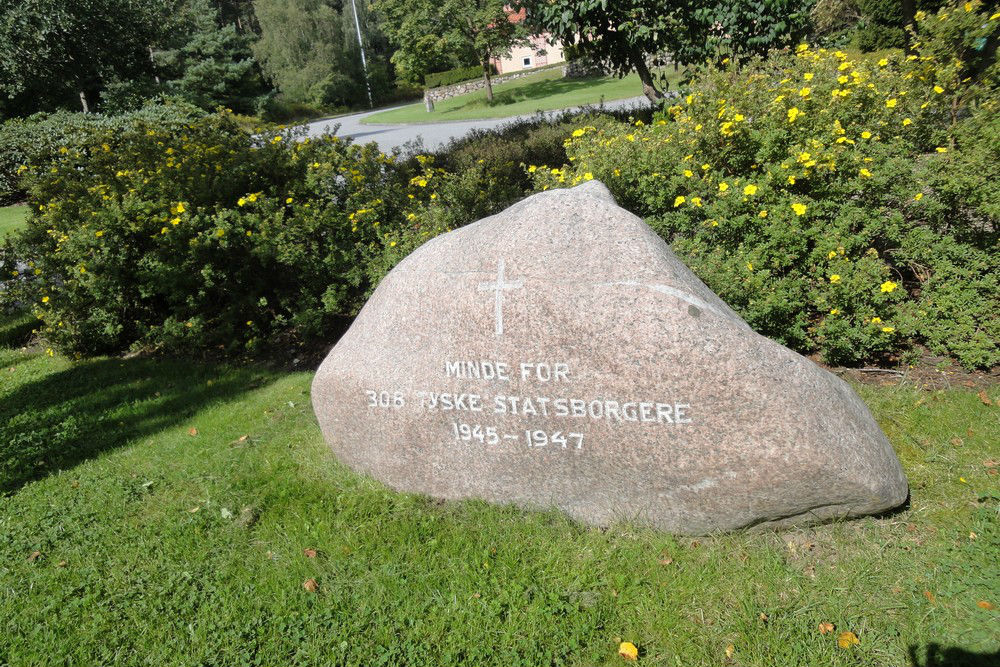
<box><xmin>0</xmin><ymin>0</ymin><xmax>163</xmax><ymax>116</ymax></box>
<box><xmin>153</xmin><ymin>0</ymin><xmax>267</xmax><ymax>113</ymax></box>
<box><xmin>516</xmin><ymin>0</ymin><xmax>814</xmax><ymax>102</ymax></box>
<box><xmin>374</xmin><ymin>0</ymin><xmax>529</xmax><ymax>100</ymax></box>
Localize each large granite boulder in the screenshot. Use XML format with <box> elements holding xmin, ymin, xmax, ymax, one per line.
<box><xmin>312</xmin><ymin>181</ymin><xmax>908</xmax><ymax>534</ymax></box>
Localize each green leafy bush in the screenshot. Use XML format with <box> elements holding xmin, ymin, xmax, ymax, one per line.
<box><xmin>4</xmin><ymin>111</ymin><xmax>420</xmax><ymax>355</ymax></box>
<box><xmin>528</xmin><ymin>3</ymin><xmax>999</xmax><ymax>369</ymax></box>
<box><xmin>0</xmin><ymin>101</ymin><xmax>204</xmax><ymax>205</ymax></box>
<box><xmin>424</xmin><ymin>64</ymin><xmax>496</xmax><ymax>89</ymax></box>
<box><xmin>2</xmin><ymin>109</ymin><xmax>582</xmax><ymax>356</ymax></box>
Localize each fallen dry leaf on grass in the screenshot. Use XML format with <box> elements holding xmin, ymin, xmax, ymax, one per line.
<box><xmin>837</xmin><ymin>631</ymin><xmax>860</xmax><ymax>649</ymax></box>
<box><xmin>303</xmin><ymin>548</ymin><xmax>317</xmax><ymax>558</ymax></box>
<box><xmin>725</xmin><ymin>644</ymin><xmax>735</xmax><ymax>659</ymax></box>
<box><xmin>924</xmin><ymin>590</ymin><xmax>936</xmax><ymax>605</ymax></box>
<box><xmin>618</xmin><ymin>642</ymin><xmax>638</xmax><ymax>661</ymax></box>
<box><xmin>27</xmin><ymin>551</ymin><xmax>41</xmax><ymax>562</ymax></box>
<box><xmin>978</xmin><ymin>390</ymin><xmax>993</xmax><ymax>406</ymax></box>
<box><xmin>818</xmin><ymin>622</ymin><xmax>834</xmax><ymax>635</ymax></box>
<box><xmin>977</xmin><ymin>600</ymin><xmax>995</xmax><ymax>610</ymax></box>
<box><xmin>303</xmin><ymin>578</ymin><xmax>318</xmax><ymax>592</ymax></box>
<box><xmin>57</xmin><ymin>560</ymin><xmax>67</xmax><ymax>567</ymax></box>
<box><xmin>188</xmin><ymin>428</ymin><xmax>198</xmax><ymax>436</ymax></box>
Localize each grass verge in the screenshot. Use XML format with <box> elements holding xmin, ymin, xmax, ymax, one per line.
<box><xmin>0</xmin><ymin>205</ymin><xmax>26</xmax><ymax>239</ymax></box>
<box><xmin>0</xmin><ymin>310</ymin><xmax>997</xmax><ymax>665</ymax></box>
<box><xmin>364</xmin><ymin>69</ymin><xmax>673</xmax><ymax>124</ymax></box>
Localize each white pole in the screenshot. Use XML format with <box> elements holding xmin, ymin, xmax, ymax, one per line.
<box><xmin>350</xmin><ymin>0</ymin><xmax>373</xmax><ymax>108</ymax></box>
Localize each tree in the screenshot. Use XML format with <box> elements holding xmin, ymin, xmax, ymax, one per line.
<box><xmin>0</xmin><ymin>0</ymin><xmax>163</xmax><ymax>117</ymax></box>
<box><xmin>516</xmin><ymin>1</ymin><xmax>813</xmax><ymax>103</ymax></box>
<box><xmin>152</xmin><ymin>0</ymin><xmax>268</xmax><ymax>113</ymax></box>
<box><xmin>375</xmin><ymin>0</ymin><xmax>529</xmax><ymax>101</ymax></box>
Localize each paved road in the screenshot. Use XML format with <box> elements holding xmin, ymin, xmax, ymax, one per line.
<box><xmin>302</xmin><ymin>95</ymin><xmax>654</xmax><ymax>154</ymax></box>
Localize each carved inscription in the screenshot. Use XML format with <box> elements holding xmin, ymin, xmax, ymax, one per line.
<box><xmin>365</xmin><ymin>360</ymin><xmax>692</xmax><ymax>451</ymax></box>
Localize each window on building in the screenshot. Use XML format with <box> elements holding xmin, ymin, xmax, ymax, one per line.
<box><xmin>522</xmin><ymin>56</ymin><xmax>532</xmax><ymax>68</ymax></box>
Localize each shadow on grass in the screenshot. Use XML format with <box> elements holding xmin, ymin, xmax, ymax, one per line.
<box><xmin>0</xmin><ymin>351</ymin><xmax>281</xmax><ymax>493</ymax></box>
<box><xmin>440</xmin><ymin>76</ymin><xmax>620</xmax><ymax>116</ymax></box>
<box><xmin>909</xmin><ymin>644</ymin><xmax>1000</xmax><ymax>667</ymax></box>
<box><xmin>0</xmin><ymin>310</ymin><xmax>37</xmax><ymax>347</ymax></box>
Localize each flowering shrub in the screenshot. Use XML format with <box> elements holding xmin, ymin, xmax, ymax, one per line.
<box><xmin>528</xmin><ymin>2</ymin><xmax>999</xmax><ymax>369</ymax></box>
<box><xmin>2</xmin><ymin>110</ymin><xmax>581</xmax><ymax>356</ymax></box>
<box><xmin>0</xmin><ymin>101</ymin><xmax>204</xmax><ymax>205</ymax></box>
<box><xmin>3</xmin><ymin>111</ymin><xmax>426</xmax><ymax>354</ymax></box>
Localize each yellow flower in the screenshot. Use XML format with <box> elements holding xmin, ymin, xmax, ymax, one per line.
<box><xmin>170</xmin><ymin>217</ymin><xmax>181</xmax><ymax>225</ymax></box>
<box><xmin>881</xmin><ymin>280</ymin><xmax>898</xmax><ymax>293</ymax></box>
<box><xmin>829</xmin><ymin>274</ymin><xmax>841</xmax><ymax>283</ymax></box>
<box><xmin>830</xmin><ymin>308</ymin><xmax>840</xmax><ymax>315</ymax></box>
<box><xmin>683</xmin><ymin>169</ymin><xmax>693</xmax><ymax>178</ymax></box>
<box><xmin>247</xmin><ymin>193</ymin><xmax>258</xmax><ymax>202</ymax></box>
<box><xmin>246</xmin><ymin>320</ymin><xmax>253</xmax><ymax>326</ymax></box>
<box><xmin>936</xmin><ymin>147</ymin><xmax>948</xmax><ymax>153</ymax></box>
<box><xmin>914</xmin><ymin>192</ymin><xmax>924</xmax><ymax>200</ymax></box>
<box><xmin>718</xmin><ymin>182</ymin><xmax>729</xmax><ymax>192</ymax></box>
<box><xmin>861</xmin><ymin>131</ymin><xmax>872</xmax><ymax>139</ymax></box>
<box><xmin>690</xmin><ymin>196</ymin><xmax>702</xmax><ymax>207</ymax></box>
<box><xmin>389</xmin><ymin>241</ymin><xmax>397</xmax><ymax>247</ymax></box>
<box><xmin>41</xmin><ymin>296</ymin><xmax>49</xmax><ymax>303</ymax></box>
<box><xmin>271</xmin><ymin>135</ymin><xmax>283</xmax><ymax>143</ymax></box>
<box><xmin>828</xmin><ymin>250</ymin><xmax>837</xmax><ymax>259</ymax></box>
<box><xmin>859</xmin><ymin>168</ymin><xmax>872</xmax><ymax>178</ymax></box>
<box><xmin>882</xmin><ymin>326</ymin><xmax>895</xmax><ymax>332</ymax></box>
<box><xmin>804</xmin><ymin>72</ymin><xmax>814</xmax><ymax>80</ymax></box>
<box><xmin>788</xmin><ymin>175</ymin><xmax>797</xmax><ymax>185</ymax></box>
<box><xmin>964</xmin><ymin>2</ymin><xmax>972</xmax><ymax>11</ymax></box>
<box><xmin>871</xmin><ymin>316</ymin><xmax>882</xmax><ymax>324</ymax></box>
<box><xmin>758</xmin><ymin>210</ymin><xmax>768</xmax><ymax>218</ymax></box>
<box><xmin>583</xmin><ymin>172</ymin><xmax>594</xmax><ymax>181</ymax></box>
<box><xmin>747</xmin><ymin>262</ymin><xmax>754</xmax><ymax>271</ymax></box>
<box><xmin>886</xmin><ymin>98</ymin><xmax>898</xmax><ymax>108</ymax></box>
<box><xmin>934</xmin><ymin>85</ymin><xmax>945</xmax><ymax>94</ymax></box>
<box><xmin>95</xmin><ymin>230</ymin><xmax>104</xmax><ymax>237</ymax></box>
<box><xmin>792</xmin><ymin>202</ymin><xmax>808</xmax><ymax>216</ymax></box>
<box><xmin>787</xmin><ymin>107</ymin><xmax>802</xmax><ymax>123</ymax></box>
<box><xmin>571</xmin><ymin>128</ymin><xmax>585</xmax><ymax>137</ymax></box>
<box><xmin>160</xmin><ymin>227</ymin><xmax>168</xmax><ymax>234</ymax></box>
<box><xmin>286</xmin><ymin>197</ymin><xmax>294</xmax><ymax>204</ymax></box>
<box><xmin>174</xmin><ymin>202</ymin><xmax>185</xmax><ymax>214</ymax></box>
<box><xmin>702</xmin><ymin>163</ymin><xmax>710</xmax><ymax>171</ymax></box>
<box><xmin>673</xmin><ymin>195</ymin><xmax>686</xmax><ymax>207</ymax></box>
<box><xmin>744</xmin><ymin>184</ymin><xmax>757</xmax><ymax>195</ymax></box>
<box><xmin>902</xmin><ymin>118</ymin><xmax>912</xmax><ymax>126</ymax></box>
<box><xmin>799</xmin><ymin>87</ymin><xmax>811</xmax><ymax>97</ymax></box>
<box><xmin>878</xmin><ymin>58</ymin><xmax>889</xmax><ymax>67</ymax></box>
<box><xmin>618</xmin><ymin>642</ymin><xmax>639</xmax><ymax>661</ymax></box>
<box><xmin>237</xmin><ymin>197</ymin><xmax>246</xmax><ymax>207</ymax></box>
<box><xmin>838</xmin><ymin>61</ymin><xmax>851</xmax><ymax>71</ymax></box>
<box><xmin>216</xmin><ymin>229</ymin><xmax>225</xmax><ymax>237</ymax></box>
<box><xmin>838</xmin><ymin>74</ymin><xmax>849</xmax><ymax>84</ymax></box>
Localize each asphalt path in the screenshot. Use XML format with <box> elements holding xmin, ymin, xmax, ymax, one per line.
<box><xmin>301</xmin><ymin>95</ymin><xmax>655</xmax><ymax>154</ymax></box>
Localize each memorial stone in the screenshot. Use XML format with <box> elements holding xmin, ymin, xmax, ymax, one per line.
<box><xmin>312</xmin><ymin>181</ymin><xmax>909</xmax><ymax>534</ymax></box>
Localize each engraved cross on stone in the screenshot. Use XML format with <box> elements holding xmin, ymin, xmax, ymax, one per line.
<box><xmin>478</xmin><ymin>259</ymin><xmax>523</xmax><ymax>336</ymax></box>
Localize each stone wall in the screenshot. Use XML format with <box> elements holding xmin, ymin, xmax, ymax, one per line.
<box><xmin>423</xmin><ymin>66</ymin><xmax>564</xmax><ymax>105</ymax></box>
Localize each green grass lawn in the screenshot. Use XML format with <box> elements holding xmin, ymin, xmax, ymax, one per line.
<box><xmin>1</xmin><ymin>310</ymin><xmax>997</xmax><ymax>665</ymax></box>
<box><xmin>364</xmin><ymin>69</ymin><xmax>670</xmax><ymax>124</ymax></box>
<box><xmin>0</xmin><ymin>204</ymin><xmax>27</xmax><ymax>239</ymax></box>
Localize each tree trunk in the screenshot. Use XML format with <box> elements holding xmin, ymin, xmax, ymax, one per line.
<box><xmin>633</xmin><ymin>53</ymin><xmax>663</xmax><ymax>104</ymax></box>
<box><xmin>483</xmin><ymin>59</ymin><xmax>494</xmax><ymax>103</ymax></box>
<box><xmin>79</xmin><ymin>90</ymin><xmax>90</xmax><ymax>113</ymax></box>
